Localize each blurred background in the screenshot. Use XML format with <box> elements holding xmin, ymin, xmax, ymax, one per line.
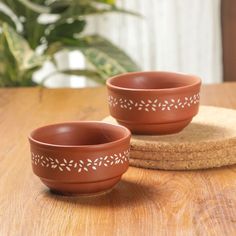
<box><xmin>0</xmin><ymin>0</ymin><xmax>234</xmax><ymax>88</ymax></box>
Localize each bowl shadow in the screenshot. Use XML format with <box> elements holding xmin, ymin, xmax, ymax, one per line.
<box><xmin>41</xmin><ymin>179</ymin><xmax>151</xmax><ymax>207</ymax></box>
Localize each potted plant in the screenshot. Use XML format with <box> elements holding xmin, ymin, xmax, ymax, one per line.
<box><xmin>0</xmin><ymin>0</ymin><xmax>140</xmax><ymax>87</ymax></box>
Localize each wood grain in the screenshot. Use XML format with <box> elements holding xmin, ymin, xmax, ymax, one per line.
<box><xmin>0</xmin><ymin>83</ymin><xmax>236</xmax><ymax>236</ymax></box>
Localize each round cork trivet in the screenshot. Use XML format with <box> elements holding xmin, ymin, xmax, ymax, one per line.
<box><xmin>103</xmin><ymin>106</ymin><xmax>236</xmax><ymax>170</ymax></box>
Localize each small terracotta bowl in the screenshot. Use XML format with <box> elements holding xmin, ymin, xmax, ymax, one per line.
<box><xmin>106</xmin><ymin>71</ymin><xmax>201</xmax><ymax>134</ymax></box>
<box><xmin>29</xmin><ymin>121</ymin><xmax>131</xmax><ymax>196</ymax></box>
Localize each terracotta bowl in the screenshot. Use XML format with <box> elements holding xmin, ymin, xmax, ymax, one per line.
<box><xmin>29</xmin><ymin>122</ymin><xmax>131</xmax><ymax>196</ymax></box>
<box><xmin>106</xmin><ymin>71</ymin><xmax>201</xmax><ymax>134</ymax></box>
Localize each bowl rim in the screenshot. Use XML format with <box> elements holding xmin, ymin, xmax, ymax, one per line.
<box><xmin>106</xmin><ymin>71</ymin><xmax>201</xmax><ymax>92</ymax></box>
<box><xmin>28</xmin><ymin>121</ymin><xmax>131</xmax><ymax>150</ymax></box>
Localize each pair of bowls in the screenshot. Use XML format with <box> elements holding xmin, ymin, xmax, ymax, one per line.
<box><xmin>29</xmin><ymin>71</ymin><xmax>201</xmax><ymax>196</ymax></box>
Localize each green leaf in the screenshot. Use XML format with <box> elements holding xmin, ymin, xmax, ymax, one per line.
<box><xmin>3</xmin><ymin>1</ymin><xmax>47</xmax><ymax>49</ymax></box>
<box><xmin>45</xmin><ymin>35</ymin><xmax>140</xmax><ymax>80</ymax></box>
<box><xmin>95</xmin><ymin>0</ymin><xmax>116</xmax><ymax>5</ymax></box>
<box><xmin>79</xmin><ymin>35</ymin><xmax>140</xmax><ymax>79</ymax></box>
<box><xmin>60</xmin><ymin>69</ymin><xmax>103</xmax><ymax>83</ymax></box>
<box><xmin>48</xmin><ymin>1</ymin><xmax>71</xmax><ymax>14</ymax></box>
<box><xmin>0</xmin><ymin>33</ymin><xmax>17</xmax><ymax>83</ymax></box>
<box><xmin>3</xmin><ymin>0</ymin><xmax>25</xmax><ymax>18</ymax></box>
<box><xmin>0</xmin><ymin>42</ymin><xmax>5</xmax><ymax>74</ymax></box>
<box><xmin>60</xmin><ymin>69</ymin><xmax>100</xmax><ymax>77</ymax></box>
<box><xmin>46</xmin><ymin>20</ymin><xmax>86</xmax><ymax>44</ymax></box>
<box><xmin>24</xmin><ymin>22</ymin><xmax>47</xmax><ymax>50</ymax></box>
<box><xmin>0</xmin><ymin>34</ymin><xmax>21</xmax><ymax>86</ymax></box>
<box><xmin>55</xmin><ymin>1</ymin><xmax>139</xmax><ymax>24</ymax></box>
<box><xmin>0</xmin><ymin>11</ymin><xmax>16</xmax><ymax>29</ymax></box>
<box><xmin>45</xmin><ymin>41</ymin><xmax>64</xmax><ymax>56</ymax></box>
<box><xmin>2</xmin><ymin>23</ymin><xmax>46</xmax><ymax>70</ymax></box>
<box><xmin>16</xmin><ymin>0</ymin><xmax>50</xmax><ymax>14</ymax></box>
<box><xmin>0</xmin><ymin>62</ymin><xmax>4</xmax><ymax>75</ymax></box>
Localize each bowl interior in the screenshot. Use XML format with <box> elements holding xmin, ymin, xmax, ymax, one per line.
<box><xmin>30</xmin><ymin>122</ymin><xmax>129</xmax><ymax>146</ymax></box>
<box><xmin>108</xmin><ymin>72</ymin><xmax>200</xmax><ymax>90</ymax></box>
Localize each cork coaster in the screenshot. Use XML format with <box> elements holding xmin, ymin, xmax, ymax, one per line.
<box><xmin>103</xmin><ymin>106</ymin><xmax>236</xmax><ymax>170</ymax></box>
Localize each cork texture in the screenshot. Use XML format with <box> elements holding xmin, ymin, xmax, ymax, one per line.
<box><xmin>103</xmin><ymin>106</ymin><xmax>236</xmax><ymax>170</ymax></box>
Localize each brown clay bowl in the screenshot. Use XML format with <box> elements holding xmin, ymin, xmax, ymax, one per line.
<box><xmin>106</xmin><ymin>71</ymin><xmax>201</xmax><ymax>135</ymax></box>
<box><xmin>29</xmin><ymin>121</ymin><xmax>131</xmax><ymax>196</ymax></box>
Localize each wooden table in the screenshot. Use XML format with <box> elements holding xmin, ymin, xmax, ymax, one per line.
<box><xmin>1</xmin><ymin>83</ymin><xmax>236</xmax><ymax>236</ymax></box>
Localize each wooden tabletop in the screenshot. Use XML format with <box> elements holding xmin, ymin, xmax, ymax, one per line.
<box><xmin>0</xmin><ymin>83</ymin><xmax>236</xmax><ymax>236</ymax></box>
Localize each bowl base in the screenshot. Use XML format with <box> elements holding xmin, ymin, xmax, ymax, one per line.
<box><xmin>41</xmin><ymin>176</ymin><xmax>121</xmax><ymax>196</ymax></box>
<box><xmin>117</xmin><ymin>118</ymin><xmax>192</xmax><ymax>135</ymax></box>
<box><xmin>50</xmin><ymin>188</ymin><xmax>114</xmax><ymax>197</ymax></box>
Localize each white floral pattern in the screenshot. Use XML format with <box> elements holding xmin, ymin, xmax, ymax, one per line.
<box><xmin>108</xmin><ymin>93</ymin><xmax>200</xmax><ymax>112</ymax></box>
<box><xmin>31</xmin><ymin>149</ymin><xmax>130</xmax><ymax>173</ymax></box>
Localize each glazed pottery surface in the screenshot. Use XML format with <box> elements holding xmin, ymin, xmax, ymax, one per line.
<box><xmin>106</xmin><ymin>71</ymin><xmax>201</xmax><ymax>134</ymax></box>
<box><xmin>29</xmin><ymin>121</ymin><xmax>131</xmax><ymax>196</ymax></box>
